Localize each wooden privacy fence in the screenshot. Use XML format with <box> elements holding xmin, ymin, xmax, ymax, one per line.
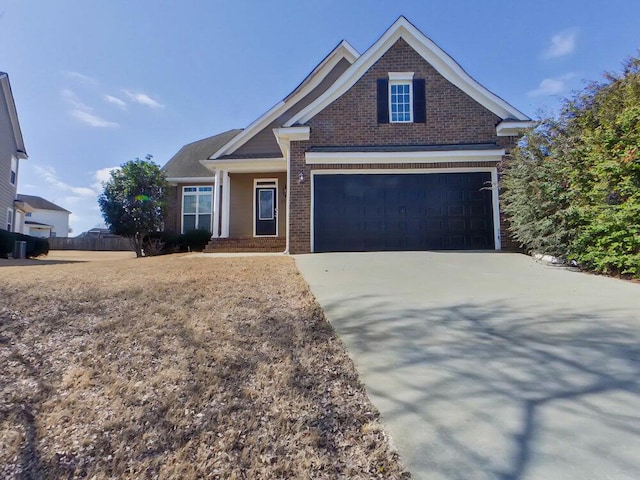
<box><xmin>48</xmin><ymin>237</ymin><xmax>134</xmax><ymax>251</ymax></box>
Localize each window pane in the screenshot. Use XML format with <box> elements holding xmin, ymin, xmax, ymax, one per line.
<box><xmin>183</xmin><ymin>214</ymin><xmax>196</xmax><ymax>232</ymax></box>
<box><xmin>198</xmin><ymin>193</ymin><xmax>212</xmax><ymax>214</ymax></box>
<box><xmin>259</xmin><ymin>190</ymin><xmax>274</xmax><ymax>220</ymax></box>
<box><xmin>199</xmin><ymin>186</ymin><xmax>212</xmax><ymax>192</ymax></box>
<box><xmin>184</xmin><ymin>187</ymin><xmax>197</xmax><ymax>192</ymax></box>
<box><xmin>183</xmin><ymin>195</ymin><xmax>197</xmax><ymax>214</ymax></box>
<box><xmin>198</xmin><ymin>214</ymin><xmax>211</xmax><ymax>231</ymax></box>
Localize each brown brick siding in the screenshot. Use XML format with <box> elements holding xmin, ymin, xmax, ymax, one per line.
<box><xmin>288</xmin><ymin>38</ymin><xmax>518</xmax><ymax>254</ymax></box>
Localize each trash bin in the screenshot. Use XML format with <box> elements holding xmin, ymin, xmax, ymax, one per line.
<box><xmin>13</xmin><ymin>240</ymin><xmax>27</xmax><ymax>259</ymax></box>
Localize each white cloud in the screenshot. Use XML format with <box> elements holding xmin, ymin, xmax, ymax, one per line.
<box><xmin>65</xmin><ymin>71</ymin><xmax>99</xmax><ymax>85</ymax></box>
<box><xmin>122</xmin><ymin>89</ymin><xmax>164</xmax><ymax>109</ymax></box>
<box><xmin>528</xmin><ymin>73</ymin><xmax>577</xmax><ymax>97</ymax></box>
<box><xmin>34</xmin><ymin>164</ymin><xmax>97</xmax><ymax>197</ymax></box>
<box><xmin>61</xmin><ymin>89</ymin><xmax>89</xmax><ymax>110</ymax></box>
<box><xmin>542</xmin><ymin>28</ymin><xmax>578</xmax><ymax>59</ymax></box>
<box><xmin>61</xmin><ymin>89</ymin><xmax>119</xmax><ymax>128</ymax></box>
<box><xmin>70</xmin><ymin>110</ymin><xmax>119</xmax><ymax>128</ymax></box>
<box><xmin>92</xmin><ymin>166</ymin><xmax>120</xmax><ymax>192</ymax></box>
<box><xmin>104</xmin><ymin>94</ymin><xmax>127</xmax><ymax>109</ymax></box>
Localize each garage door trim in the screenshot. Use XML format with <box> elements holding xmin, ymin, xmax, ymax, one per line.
<box><xmin>310</xmin><ymin>167</ymin><xmax>501</xmax><ymax>253</ymax></box>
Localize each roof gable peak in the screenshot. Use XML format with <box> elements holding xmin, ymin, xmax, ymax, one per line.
<box><xmin>210</xmin><ymin>40</ymin><xmax>360</xmax><ymax>159</ymax></box>
<box><xmin>285</xmin><ymin>17</ymin><xmax>530</xmax><ymax>126</ymax></box>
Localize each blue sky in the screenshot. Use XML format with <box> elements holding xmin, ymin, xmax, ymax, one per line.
<box><xmin>1</xmin><ymin>0</ymin><xmax>639</xmax><ymax>235</ymax></box>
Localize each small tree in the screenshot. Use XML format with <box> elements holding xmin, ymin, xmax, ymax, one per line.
<box><xmin>98</xmin><ymin>155</ymin><xmax>168</xmax><ymax>257</ymax></box>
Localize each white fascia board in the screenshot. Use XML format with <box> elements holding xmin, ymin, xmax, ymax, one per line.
<box><xmin>338</xmin><ymin>40</ymin><xmax>360</xmax><ymax>63</ymax></box>
<box><xmin>210</xmin><ymin>42</ymin><xmax>359</xmax><ymax>160</ymax></box>
<box><xmin>13</xmin><ymin>200</ymin><xmax>35</xmax><ymax>213</ymax></box>
<box><xmin>273</xmin><ymin>126</ymin><xmax>311</xmax><ymax>141</ymax></box>
<box><xmin>0</xmin><ymin>74</ymin><xmax>28</xmax><ymax>159</ymax></box>
<box><xmin>273</xmin><ymin>126</ymin><xmax>311</xmax><ymax>157</ymax></box>
<box><xmin>496</xmin><ymin>120</ymin><xmax>535</xmax><ymax>136</ymax></box>
<box><xmin>305</xmin><ymin>148</ymin><xmax>506</xmax><ymax>165</ymax></box>
<box><xmin>166</xmin><ymin>176</ymin><xmax>217</xmax><ymax>186</ymax></box>
<box><xmin>286</xmin><ymin>16</ymin><xmax>530</xmax><ymax>126</ymax></box>
<box><xmin>200</xmin><ymin>158</ymin><xmax>286</xmax><ymax>173</ymax></box>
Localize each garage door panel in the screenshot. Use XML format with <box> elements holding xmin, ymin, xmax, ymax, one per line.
<box><xmin>313</xmin><ymin>173</ymin><xmax>494</xmax><ymax>252</ymax></box>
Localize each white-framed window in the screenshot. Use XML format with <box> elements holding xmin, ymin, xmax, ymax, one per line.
<box><xmin>388</xmin><ymin>72</ymin><xmax>414</xmax><ymax>123</ymax></box>
<box><xmin>10</xmin><ymin>156</ymin><xmax>17</xmax><ymax>185</ymax></box>
<box><xmin>7</xmin><ymin>208</ymin><xmax>13</xmax><ymax>232</ymax></box>
<box><xmin>182</xmin><ymin>186</ymin><xmax>213</xmax><ymax>233</ymax></box>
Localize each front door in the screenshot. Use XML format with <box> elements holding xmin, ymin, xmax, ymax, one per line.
<box><xmin>255</xmin><ymin>186</ymin><xmax>277</xmax><ymax>236</ymax></box>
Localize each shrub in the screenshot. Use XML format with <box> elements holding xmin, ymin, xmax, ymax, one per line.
<box><xmin>142</xmin><ymin>231</ymin><xmax>183</xmax><ymax>256</ymax></box>
<box><xmin>181</xmin><ymin>229</ymin><xmax>212</xmax><ymax>252</ymax></box>
<box><xmin>0</xmin><ymin>229</ymin><xmax>49</xmax><ymax>258</ymax></box>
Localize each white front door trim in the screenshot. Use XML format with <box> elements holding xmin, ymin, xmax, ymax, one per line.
<box><xmin>253</xmin><ymin>178</ymin><xmax>279</xmax><ymax>238</ymax></box>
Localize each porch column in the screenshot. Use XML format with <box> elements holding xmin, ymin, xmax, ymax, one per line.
<box><xmin>212</xmin><ymin>169</ymin><xmax>221</xmax><ymax>238</ymax></box>
<box><xmin>221</xmin><ymin>171</ymin><xmax>230</xmax><ymax>238</ymax></box>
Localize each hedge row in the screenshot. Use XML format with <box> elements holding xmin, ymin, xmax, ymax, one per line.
<box><xmin>0</xmin><ymin>229</ymin><xmax>50</xmax><ymax>259</ymax></box>
<box><xmin>502</xmin><ymin>55</ymin><xmax>640</xmax><ymax>278</ymax></box>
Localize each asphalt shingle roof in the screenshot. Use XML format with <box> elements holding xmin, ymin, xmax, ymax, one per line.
<box><xmin>16</xmin><ymin>194</ymin><xmax>70</xmax><ymax>213</ymax></box>
<box><xmin>163</xmin><ymin>129</ymin><xmax>243</xmax><ymax>178</ymax></box>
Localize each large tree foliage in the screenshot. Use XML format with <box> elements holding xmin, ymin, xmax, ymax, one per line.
<box><xmin>98</xmin><ymin>156</ymin><xmax>169</xmax><ymax>257</ymax></box>
<box><xmin>503</xmin><ymin>55</ymin><xmax>640</xmax><ymax>277</ymax></box>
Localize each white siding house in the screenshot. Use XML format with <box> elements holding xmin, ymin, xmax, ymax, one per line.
<box><xmin>16</xmin><ymin>194</ymin><xmax>71</xmax><ymax>238</ymax></box>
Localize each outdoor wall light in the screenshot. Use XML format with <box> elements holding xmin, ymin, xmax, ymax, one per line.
<box><xmin>283</xmin><ymin>185</ymin><xmax>287</xmax><ymax>198</ymax></box>
<box><xmin>298</xmin><ymin>171</ymin><xmax>305</xmax><ymax>184</ymax></box>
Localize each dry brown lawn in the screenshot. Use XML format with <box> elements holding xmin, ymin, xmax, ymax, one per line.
<box><xmin>0</xmin><ymin>254</ymin><xmax>410</xmax><ymax>479</ymax></box>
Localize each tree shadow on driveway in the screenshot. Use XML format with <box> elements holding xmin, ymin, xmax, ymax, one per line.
<box><xmin>321</xmin><ymin>297</ymin><xmax>640</xmax><ymax>480</ymax></box>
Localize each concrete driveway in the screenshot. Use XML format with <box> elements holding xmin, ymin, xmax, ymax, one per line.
<box><xmin>295</xmin><ymin>252</ymin><xmax>640</xmax><ymax>480</ymax></box>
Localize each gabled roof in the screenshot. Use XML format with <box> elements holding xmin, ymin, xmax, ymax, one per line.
<box><xmin>285</xmin><ymin>16</ymin><xmax>531</xmax><ymax>127</ymax></box>
<box><xmin>163</xmin><ymin>129</ymin><xmax>243</xmax><ymax>179</ymax></box>
<box><xmin>0</xmin><ymin>72</ymin><xmax>28</xmax><ymax>159</ymax></box>
<box><xmin>209</xmin><ymin>40</ymin><xmax>359</xmax><ymax>159</ymax></box>
<box><xmin>17</xmin><ymin>194</ymin><xmax>70</xmax><ymax>213</ymax></box>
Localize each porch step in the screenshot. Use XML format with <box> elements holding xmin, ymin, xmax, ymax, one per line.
<box><xmin>204</xmin><ymin>237</ymin><xmax>286</xmax><ymax>253</ymax></box>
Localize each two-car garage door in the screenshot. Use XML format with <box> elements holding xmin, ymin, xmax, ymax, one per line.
<box><xmin>313</xmin><ymin>172</ymin><xmax>495</xmax><ymax>252</ymax></box>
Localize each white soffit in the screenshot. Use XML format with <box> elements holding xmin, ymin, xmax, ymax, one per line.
<box><xmin>286</xmin><ymin>16</ymin><xmax>530</xmax><ymax>126</ymax></box>
<box><xmin>496</xmin><ymin>120</ymin><xmax>535</xmax><ymax>136</ymax></box>
<box><xmin>210</xmin><ymin>41</ymin><xmax>359</xmax><ymax>160</ymax></box>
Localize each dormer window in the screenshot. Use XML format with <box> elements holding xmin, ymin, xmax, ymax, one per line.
<box><xmin>377</xmin><ymin>73</ymin><xmax>426</xmax><ymax>124</ymax></box>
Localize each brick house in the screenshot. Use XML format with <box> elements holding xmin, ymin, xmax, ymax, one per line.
<box><xmin>163</xmin><ymin>17</ymin><xmax>532</xmax><ymax>254</ymax></box>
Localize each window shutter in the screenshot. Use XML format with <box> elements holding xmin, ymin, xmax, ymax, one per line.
<box><xmin>413</xmin><ymin>79</ymin><xmax>426</xmax><ymax>123</ymax></box>
<box><xmin>377</xmin><ymin>79</ymin><xmax>389</xmax><ymax>124</ymax></box>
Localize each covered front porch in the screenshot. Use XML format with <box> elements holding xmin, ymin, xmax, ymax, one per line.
<box><xmin>200</xmin><ymin>157</ymin><xmax>287</xmax><ymax>253</ymax></box>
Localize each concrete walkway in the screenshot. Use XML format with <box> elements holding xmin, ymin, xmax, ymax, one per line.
<box><xmin>295</xmin><ymin>252</ymin><xmax>640</xmax><ymax>480</ymax></box>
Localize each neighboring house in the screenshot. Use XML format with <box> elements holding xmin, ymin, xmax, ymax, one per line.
<box><xmin>15</xmin><ymin>194</ymin><xmax>71</xmax><ymax>238</ymax></box>
<box><xmin>163</xmin><ymin>17</ymin><xmax>532</xmax><ymax>254</ymax></box>
<box><xmin>0</xmin><ymin>72</ymin><xmax>28</xmax><ymax>233</ymax></box>
<box><xmin>76</xmin><ymin>227</ymin><xmax>120</xmax><ymax>238</ymax></box>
